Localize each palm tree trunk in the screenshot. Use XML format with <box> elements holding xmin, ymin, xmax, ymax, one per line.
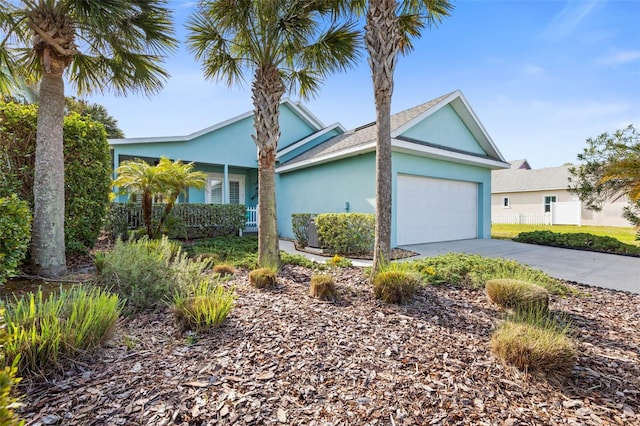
<box><xmin>31</xmin><ymin>69</ymin><xmax>67</xmax><ymax>277</ymax></box>
<box><xmin>252</xmin><ymin>66</ymin><xmax>285</xmax><ymax>268</ymax></box>
<box><xmin>367</xmin><ymin>0</ymin><xmax>400</xmax><ymax>274</ymax></box>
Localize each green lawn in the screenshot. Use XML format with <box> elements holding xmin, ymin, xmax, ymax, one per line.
<box><xmin>491</xmin><ymin>224</ymin><xmax>640</xmax><ymax>246</ymax></box>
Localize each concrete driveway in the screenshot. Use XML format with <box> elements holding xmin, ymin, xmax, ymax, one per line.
<box><xmin>400</xmin><ymin>239</ymin><xmax>640</xmax><ymax>294</ymax></box>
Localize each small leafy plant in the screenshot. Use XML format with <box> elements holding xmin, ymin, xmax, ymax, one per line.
<box><xmin>248</xmin><ymin>267</ymin><xmax>277</xmax><ymax>289</ymax></box>
<box><xmin>326</xmin><ymin>254</ymin><xmax>352</xmax><ymax>268</ymax></box>
<box><xmin>309</xmin><ymin>274</ymin><xmax>337</xmax><ymax>300</ymax></box>
<box><xmin>514</xmin><ymin>230</ymin><xmax>640</xmax><ymax>256</ymax></box>
<box><xmin>485</xmin><ymin>279</ymin><xmax>550</xmax><ymax>312</ymax></box>
<box><xmin>373</xmin><ymin>270</ymin><xmax>419</xmax><ymax>304</ymax></box>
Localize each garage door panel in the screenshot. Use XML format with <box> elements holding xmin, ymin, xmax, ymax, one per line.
<box><xmin>397</xmin><ymin>175</ymin><xmax>477</xmax><ymax>245</ymax></box>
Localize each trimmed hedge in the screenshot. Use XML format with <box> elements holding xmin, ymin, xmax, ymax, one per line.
<box><xmin>0</xmin><ymin>195</ymin><xmax>31</xmax><ymax>285</ymax></box>
<box><xmin>0</xmin><ymin>102</ymin><xmax>111</xmax><ymax>254</ymax></box>
<box><xmin>514</xmin><ymin>230</ymin><xmax>640</xmax><ymax>257</ymax></box>
<box><xmin>315</xmin><ymin>213</ymin><xmax>375</xmax><ymax>255</ymax></box>
<box><xmin>105</xmin><ymin>203</ymin><xmax>246</xmax><ymax>240</ymax></box>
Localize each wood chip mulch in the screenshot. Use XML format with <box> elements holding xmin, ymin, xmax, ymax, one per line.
<box><xmin>20</xmin><ymin>266</ymin><xmax>639</xmax><ymax>426</ymax></box>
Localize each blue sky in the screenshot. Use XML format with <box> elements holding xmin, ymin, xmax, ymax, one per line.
<box><xmin>89</xmin><ymin>0</ymin><xmax>640</xmax><ymax>169</ymax></box>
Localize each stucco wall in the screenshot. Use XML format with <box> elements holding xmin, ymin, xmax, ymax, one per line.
<box><xmin>276</xmin><ymin>153</ymin><xmax>376</xmax><ymax>240</ymax></box>
<box><xmin>277</xmin><ymin>151</ymin><xmax>493</xmax><ymax>246</ymax></box>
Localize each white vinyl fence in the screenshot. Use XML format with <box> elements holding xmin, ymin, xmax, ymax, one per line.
<box><xmin>492</xmin><ymin>201</ymin><xmax>581</xmax><ymax>226</ymax></box>
<box><xmin>246</xmin><ymin>206</ymin><xmax>259</xmax><ymax>228</ymax></box>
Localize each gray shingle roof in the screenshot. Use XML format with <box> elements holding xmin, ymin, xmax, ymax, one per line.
<box><xmin>492</xmin><ymin>165</ymin><xmax>573</xmax><ymax>193</ymax></box>
<box><xmin>280</xmin><ymin>92</ymin><xmax>454</xmax><ymax>166</ymax></box>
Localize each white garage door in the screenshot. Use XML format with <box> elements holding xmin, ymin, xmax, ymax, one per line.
<box><xmin>397</xmin><ymin>175</ymin><xmax>478</xmax><ymax>245</ymax></box>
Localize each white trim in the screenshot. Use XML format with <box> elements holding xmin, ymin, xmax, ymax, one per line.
<box><xmin>206</xmin><ymin>173</ymin><xmax>246</xmax><ymax>205</ymax></box>
<box><xmin>275</xmin><ymin>123</ymin><xmax>346</xmax><ymax>159</ymax></box>
<box><xmin>276</xmin><ymin>142</ymin><xmax>376</xmax><ymax>173</ymax></box>
<box><xmin>276</xmin><ymin>137</ymin><xmax>510</xmax><ymax>174</ymax></box>
<box><xmin>543</xmin><ymin>194</ymin><xmax>558</xmax><ymax>213</ymax></box>
<box><xmin>393</xmin><ymin>139</ymin><xmax>510</xmax><ymax>169</ymax></box>
<box><xmin>109</xmin><ymin>99</ymin><xmax>326</xmax><ymax>146</ymax></box>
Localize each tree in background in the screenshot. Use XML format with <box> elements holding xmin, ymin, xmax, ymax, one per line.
<box><xmin>187</xmin><ymin>0</ymin><xmax>360</xmax><ymax>268</ymax></box>
<box><xmin>342</xmin><ymin>0</ymin><xmax>452</xmax><ymax>274</ymax></box>
<box><xmin>569</xmin><ymin>124</ymin><xmax>640</xmax><ymax>235</ymax></box>
<box><xmin>0</xmin><ymin>0</ymin><xmax>176</xmax><ymax>277</ymax></box>
<box><xmin>65</xmin><ymin>97</ymin><xmax>125</xmax><ymax>139</ymax></box>
<box><xmin>113</xmin><ymin>157</ymin><xmax>206</xmax><ymax>239</ymax></box>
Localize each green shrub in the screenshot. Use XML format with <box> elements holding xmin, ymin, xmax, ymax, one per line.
<box><xmin>0</xmin><ymin>102</ymin><xmax>111</xmax><ymax>255</ymax></box>
<box><xmin>373</xmin><ymin>270</ymin><xmax>418</xmax><ymax>304</ymax></box>
<box><xmin>248</xmin><ymin>267</ymin><xmax>277</xmax><ymax>289</ymax></box>
<box><xmin>407</xmin><ymin>254</ymin><xmax>569</xmax><ymax>295</ymax></box>
<box><xmin>280</xmin><ymin>252</ymin><xmax>322</xmax><ymax>269</ymax></box>
<box><xmin>213</xmin><ymin>263</ymin><xmax>236</xmax><ymax>277</ymax></box>
<box><xmin>514</xmin><ymin>230</ymin><xmax>640</xmax><ymax>256</ymax></box>
<box><xmin>171</xmin><ymin>279</ymin><xmax>236</xmax><ymax>332</ymax></box>
<box><xmin>491</xmin><ymin>309</ymin><xmax>575</xmax><ymax>375</ymax></box>
<box><xmin>309</xmin><ymin>274</ymin><xmax>336</xmax><ymax>300</ymax></box>
<box><xmin>291</xmin><ymin>213</ymin><xmax>314</xmax><ymax>247</ymax></box>
<box><xmin>315</xmin><ymin>213</ymin><xmax>375</xmax><ymax>255</ymax></box>
<box><xmin>187</xmin><ymin>235</ymin><xmax>258</xmax><ymax>266</ymax></box>
<box><xmin>0</xmin><ymin>195</ymin><xmax>31</xmax><ymax>285</ymax></box>
<box><xmin>485</xmin><ymin>279</ymin><xmax>549</xmax><ymax>312</ymax></box>
<box><xmin>105</xmin><ymin>203</ymin><xmax>246</xmax><ymax>240</ymax></box>
<box><xmin>326</xmin><ymin>254</ymin><xmax>352</xmax><ymax>268</ymax></box>
<box><xmin>98</xmin><ymin>236</ymin><xmax>181</xmax><ymax>314</ymax></box>
<box><xmin>2</xmin><ymin>286</ymin><xmax>121</xmax><ymax>376</ymax></box>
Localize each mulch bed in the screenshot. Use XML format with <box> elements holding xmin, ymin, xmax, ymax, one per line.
<box><xmin>18</xmin><ymin>266</ymin><xmax>639</xmax><ymax>426</ymax></box>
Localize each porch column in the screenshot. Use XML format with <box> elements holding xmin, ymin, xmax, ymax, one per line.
<box><xmin>223</xmin><ymin>164</ymin><xmax>230</xmax><ymax>204</ymax></box>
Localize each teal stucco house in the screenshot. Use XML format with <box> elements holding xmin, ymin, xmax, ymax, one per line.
<box><xmin>109</xmin><ymin>90</ymin><xmax>510</xmax><ymax>246</ymax></box>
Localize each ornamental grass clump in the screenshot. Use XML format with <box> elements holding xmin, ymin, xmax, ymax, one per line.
<box><xmin>213</xmin><ymin>263</ymin><xmax>236</xmax><ymax>277</ymax></box>
<box><xmin>490</xmin><ymin>309</ymin><xmax>575</xmax><ymax>376</ymax></box>
<box><xmin>309</xmin><ymin>274</ymin><xmax>337</xmax><ymax>300</ymax></box>
<box><xmin>373</xmin><ymin>270</ymin><xmax>418</xmax><ymax>304</ymax></box>
<box><xmin>485</xmin><ymin>279</ymin><xmax>550</xmax><ymax>312</ymax></box>
<box><xmin>171</xmin><ymin>279</ymin><xmax>236</xmax><ymax>333</ymax></box>
<box><xmin>248</xmin><ymin>267</ymin><xmax>277</xmax><ymax>289</ymax></box>
<box><xmin>2</xmin><ymin>286</ymin><xmax>121</xmax><ymax>376</ymax></box>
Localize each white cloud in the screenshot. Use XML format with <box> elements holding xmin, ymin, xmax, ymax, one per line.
<box><xmin>542</xmin><ymin>0</ymin><xmax>600</xmax><ymax>40</ymax></box>
<box><xmin>521</xmin><ymin>64</ymin><xmax>546</xmax><ymax>77</ymax></box>
<box><xmin>598</xmin><ymin>50</ymin><xmax>640</xmax><ymax>65</ymax></box>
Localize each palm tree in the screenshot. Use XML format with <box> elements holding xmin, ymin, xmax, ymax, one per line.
<box><xmin>344</xmin><ymin>0</ymin><xmax>452</xmax><ymax>273</ymax></box>
<box><xmin>113</xmin><ymin>157</ymin><xmax>205</xmax><ymax>239</ymax></box>
<box><xmin>0</xmin><ymin>0</ymin><xmax>176</xmax><ymax>277</ymax></box>
<box><xmin>154</xmin><ymin>157</ymin><xmax>206</xmax><ymax>237</ymax></box>
<box><xmin>600</xmin><ymin>154</ymin><xmax>640</xmax><ymax>202</ymax></box>
<box><xmin>114</xmin><ymin>158</ymin><xmax>167</xmax><ymax>239</ymax></box>
<box><xmin>187</xmin><ymin>0</ymin><xmax>360</xmax><ymax>268</ymax></box>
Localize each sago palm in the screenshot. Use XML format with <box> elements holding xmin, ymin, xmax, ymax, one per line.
<box><xmin>187</xmin><ymin>0</ymin><xmax>360</xmax><ymax>268</ymax></box>
<box><xmin>0</xmin><ymin>0</ymin><xmax>176</xmax><ymax>277</ymax></box>
<box><xmin>341</xmin><ymin>0</ymin><xmax>452</xmax><ymax>273</ymax></box>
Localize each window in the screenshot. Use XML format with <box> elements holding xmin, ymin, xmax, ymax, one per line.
<box><xmin>502</xmin><ymin>196</ymin><xmax>510</xmax><ymax>208</ymax></box>
<box><xmin>544</xmin><ymin>195</ymin><xmax>557</xmax><ymax>213</ymax></box>
<box><xmin>206</xmin><ymin>173</ymin><xmax>245</xmax><ymax>205</ymax></box>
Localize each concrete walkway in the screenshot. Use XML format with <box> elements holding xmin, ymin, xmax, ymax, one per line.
<box><xmin>279</xmin><ymin>239</ymin><xmax>640</xmax><ymax>294</ymax></box>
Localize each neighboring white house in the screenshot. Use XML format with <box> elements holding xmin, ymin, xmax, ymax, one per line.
<box><xmin>491</xmin><ymin>160</ymin><xmax>630</xmax><ymax>227</ymax></box>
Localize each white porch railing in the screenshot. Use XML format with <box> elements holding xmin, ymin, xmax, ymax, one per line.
<box><xmin>246</xmin><ymin>206</ymin><xmax>259</xmax><ymax>228</ymax></box>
